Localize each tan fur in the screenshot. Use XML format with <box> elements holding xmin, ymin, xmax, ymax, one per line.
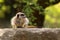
<box><xmin>11</xmin><ymin>12</ymin><xmax>29</xmax><ymax>28</ymax></box>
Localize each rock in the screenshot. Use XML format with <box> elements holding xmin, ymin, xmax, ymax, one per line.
<box><xmin>0</xmin><ymin>28</ymin><xmax>60</xmax><ymax>40</ymax></box>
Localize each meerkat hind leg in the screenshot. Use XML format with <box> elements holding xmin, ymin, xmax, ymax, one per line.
<box><xmin>12</xmin><ymin>25</ymin><xmax>17</xmax><ymax>29</ymax></box>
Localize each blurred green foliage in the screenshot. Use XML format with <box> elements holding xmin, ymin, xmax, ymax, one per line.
<box><xmin>0</xmin><ymin>0</ymin><xmax>39</xmax><ymax>25</ymax></box>
<box><xmin>44</xmin><ymin>3</ymin><xmax>60</xmax><ymax>28</ymax></box>
<box><xmin>0</xmin><ymin>0</ymin><xmax>4</xmax><ymax>3</ymax></box>
<box><xmin>0</xmin><ymin>0</ymin><xmax>60</xmax><ymax>27</ymax></box>
<box><xmin>16</xmin><ymin>0</ymin><xmax>39</xmax><ymax>25</ymax></box>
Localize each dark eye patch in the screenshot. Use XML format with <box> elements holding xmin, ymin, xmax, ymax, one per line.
<box><xmin>17</xmin><ymin>14</ymin><xmax>19</xmax><ymax>18</ymax></box>
<box><xmin>21</xmin><ymin>14</ymin><xmax>24</xmax><ymax>16</ymax></box>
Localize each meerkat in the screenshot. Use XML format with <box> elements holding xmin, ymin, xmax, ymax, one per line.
<box><xmin>11</xmin><ymin>12</ymin><xmax>29</xmax><ymax>28</ymax></box>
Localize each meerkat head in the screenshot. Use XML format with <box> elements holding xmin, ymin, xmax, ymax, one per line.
<box><xmin>16</xmin><ymin>12</ymin><xmax>26</xmax><ymax>19</ymax></box>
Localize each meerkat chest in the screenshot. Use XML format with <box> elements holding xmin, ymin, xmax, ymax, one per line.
<box><xmin>16</xmin><ymin>19</ymin><xmax>25</xmax><ymax>25</ymax></box>
<box><xmin>20</xmin><ymin>19</ymin><xmax>25</xmax><ymax>24</ymax></box>
<box><xmin>16</xmin><ymin>19</ymin><xmax>21</xmax><ymax>24</ymax></box>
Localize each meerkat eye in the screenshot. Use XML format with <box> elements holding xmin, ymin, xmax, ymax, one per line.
<box><xmin>21</xmin><ymin>14</ymin><xmax>24</xmax><ymax>16</ymax></box>
<box><xmin>17</xmin><ymin>14</ymin><xmax>19</xmax><ymax>17</ymax></box>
